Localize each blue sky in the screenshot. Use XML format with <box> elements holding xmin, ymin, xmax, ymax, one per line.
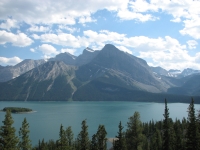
<box><xmin>0</xmin><ymin>0</ymin><xmax>200</xmax><ymax>71</ymax></box>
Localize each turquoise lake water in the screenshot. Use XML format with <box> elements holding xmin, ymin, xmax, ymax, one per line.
<box><xmin>0</xmin><ymin>101</ymin><xmax>199</xmax><ymax>146</ymax></box>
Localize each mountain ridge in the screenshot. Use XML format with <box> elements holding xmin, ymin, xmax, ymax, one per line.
<box><xmin>0</xmin><ymin>44</ymin><xmax>199</xmax><ymax>102</ymax></box>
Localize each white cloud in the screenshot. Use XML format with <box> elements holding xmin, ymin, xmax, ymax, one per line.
<box><xmin>0</xmin><ymin>30</ymin><xmax>33</xmax><ymax>47</ymax></box>
<box><xmin>32</xmin><ymin>34</ymin><xmax>40</xmax><ymax>40</ymax></box>
<box><xmin>0</xmin><ymin>56</ymin><xmax>22</xmax><ymax>66</ymax></box>
<box><xmin>180</xmin><ymin>19</ymin><xmax>200</xmax><ymax>39</ymax></box>
<box><xmin>38</xmin><ymin>44</ymin><xmax>59</xmax><ymax>56</ymax></box>
<box><xmin>117</xmin><ymin>0</ymin><xmax>159</xmax><ymax>22</ymax></box>
<box><xmin>187</xmin><ymin>40</ymin><xmax>198</xmax><ymax>49</ymax></box>
<box><xmin>0</xmin><ymin>0</ymin><xmax>200</xmax><ymax>40</ymax></box>
<box><xmin>0</xmin><ymin>0</ymin><xmax>128</xmax><ymax>25</ymax></box>
<box><xmin>170</xmin><ymin>17</ymin><xmax>181</xmax><ymax>23</ymax></box>
<box><xmin>116</xmin><ymin>0</ymin><xmax>200</xmax><ymax>38</ymax></box>
<box><xmin>78</xmin><ymin>16</ymin><xmax>96</xmax><ymax>24</ymax></box>
<box><xmin>116</xmin><ymin>45</ymin><xmax>132</xmax><ymax>54</ymax></box>
<box><xmin>39</xmin><ymin>33</ymin><xmax>81</xmax><ymax>48</ymax></box>
<box><xmin>80</xmin><ymin>30</ymin><xmax>199</xmax><ymax>70</ymax></box>
<box><xmin>81</xmin><ymin>30</ymin><xmax>198</xmax><ymax>70</ymax></box>
<box><xmin>28</xmin><ymin>25</ymin><xmax>50</xmax><ymax>32</ymax></box>
<box><xmin>151</xmin><ymin>0</ymin><xmax>200</xmax><ymax>39</ymax></box>
<box><xmin>60</xmin><ymin>48</ymin><xmax>76</xmax><ymax>55</ymax></box>
<box><xmin>58</xmin><ymin>25</ymin><xmax>80</xmax><ymax>33</ymax></box>
<box><xmin>30</xmin><ymin>48</ymin><xmax>35</xmax><ymax>52</ymax></box>
<box><xmin>195</xmin><ymin>52</ymin><xmax>200</xmax><ymax>63</ymax></box>
<box><xmin>117</xmin><ymin>11</ymin><xmax>158</xmax><ymax>22</ymax></box>
<box><xmin>0</xmin><ymin>18</ymin><xmax>19</xmax><ymax>31</ymax></box>
<box><xmin>83</xmin><ymin>30</ymin><xmax>126</xmax><ymax>47</ymax></box>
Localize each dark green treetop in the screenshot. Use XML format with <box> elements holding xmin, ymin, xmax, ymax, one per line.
<box><xmin>18</xmin><ymin>118</ymin><xmax>32</xmax><ymax>150</ymax></box>
<box><xmin>0</xmin><ymin>110</ymin><xmax>19</xmax><ymax>149</ymax></box>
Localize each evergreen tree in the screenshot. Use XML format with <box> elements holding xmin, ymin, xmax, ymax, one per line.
<box><xmin>65</xmin><ymin>126</ymin><xmax>74</xmax><ymax>149</ymax></box>
<box><xmin>143</xmin><ymin>138</ymin><xmax>150</xmax><ymax>150</ymax></box>
<box><xmin>90</xmin><ymin>134</ymin><xmax>98</xmax><ymax>150</ymax></box>
<box><xmin>40</xmin><ymin>138</ymin><xmax>48</xmax><ymax>150</ymax></box>
<box><xmin>113</xmin><ymin>121</ymin><xmax>126</xmax><ymax>150</ymax></box>
<box><xmin>46</xmin><ymin>139</ymin><xmax>57</xmax><ymax>150</ymax></box>
<box><xmin>197</xmin><ymin>110</ymin><xmax>200</xmax><ymax>149</ymax></box>
<box><xmin>174</xmin><ymin>119</ymin><xmax>183</xmax><ymax>150</ymax></box>
<box><xmin>0</xmin><ymin>110</ymin><xmax>19</xmax><ymax>149</ymax></box>
<box><xmin>18</xmin><ymin>118</ymin><xmax>32</xmax><ymax>150</ymax></box>
<box><xmin>186</xmin><ymin>98</ymin><xmax>199</xmax><ymax>150</ymax></box>
<box><xmin>96</xmin><ymin>125</ymin><xmax>107</xmax><ymax>150</ymax></box>
<box><xmin>150</xmin><ymin>129</ymin><xmax>162</xmax><ymax>150</ymax></box>
<box><xmin>162</xmin><ymin>99</ymin><xmax>171</xmax><ymax>150</ymax></box>
<box><xmin>58</xmin><ymin>124</ymin><xmax>68</xmax><ymax>150</ymax></box>
<box><xmin>126</xmin><ymin>111</ymin><xmax>145</xmax><ymax>150</ymax></box>
<box><xmin>77</xmin><ymin>120</ymin><xmax>90</xmax><ymax>150</ymax></box>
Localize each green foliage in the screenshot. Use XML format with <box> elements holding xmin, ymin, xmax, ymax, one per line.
<box><xmin>162</xmin><ymin>99</ymin><xmax>170</xmax><ymax>150</ymax></box>
<box><xmin>65</xmin><ymin>126</ymin><xmax>74</xmax><ymax>148</ymax></box>
<box><xmin>113</xmin><ymin>121</ymin><xmax>126</xmax><ymax>150</ymax></box>
<box><xmin>57</xmin><ymin>124</ymin><xmax>68</xmax><ymax>150</ymax></box>
<box><xmin>76</xmin><ymin>120</ymin><xmax>90</xmax><ymax>150</ymax></box>
<box><xmin>150</xmin><ymin>129</ymin><xmax>162</xmax><ymax>150</ymax></box>
<box><xmin>90</xmin><ymin>134</ymin><xmax>98</xmax><ymax>150</ymax></box>
<box><xmin>2</xmin><ymin>107</ymin><xmax>32</xmax><ymax>113</ymax></box>
<box><xmin>186</xmin><ymin>98</ymin><xmax>199</xmax><ymax>150</ymax></box>
<box><xmin>126</xmin><ymin>111</ymin><xmax>146</xmax><ymax>150</ymax></box>
<box><xmin>18</xmin><ymin>118</ymin><xmax>32</xmax><ymax>150</ymax></box>
<box><xmin>0</xmin><ymin>110</ymin><xmax>19</xmax><ymax>149</ymax></box>
<box><xmin>95</xmin><ymin>125</ymin><xmax>107</xmax><ymax>150</ymax></box>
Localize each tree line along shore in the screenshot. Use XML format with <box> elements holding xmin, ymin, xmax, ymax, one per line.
<box><xmin>1</xmin><ymin>107</ymin><xmax>33</xmax><ymax>113</ymax></box>
<box><xmin>0</xmin><ymin>98</ymin><xmax>200</xmax><ymax>150</ymax></box>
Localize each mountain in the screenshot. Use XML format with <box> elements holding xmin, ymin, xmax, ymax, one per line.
<box><xmin>150</xmin><ymin>66</ymin><xmax>169</xmax><ymax>76</ymax></box>
<box><xmin>0</xmin><ymin>44</ymin><xmax>199</xmax><ymax>102</ymax></box>
<box><xmin>76</xmin><ymin>47</ymin><xmax>99</xmax><ymax>66</ymax></box>
<box><xmin>150</xmin><ymin>67</ymin><xmax>181</xmax><ymax>77</ymax></box>
<box><xmin>48</xmin><ymin>52</ymin><xmax>77</xmax><ymax>65</ymax></box>
<box><xmin>0</xmin><ymin>61</ymin><xmax>79</xmax><ymax>101</ymax></box>
<box><xmin>49</xmin><ymin>47</ymin><xmax>99</xmax><ymax>66</ymax></box>
<box><xmin>151</xmin><ymin>67</ymin><xmax>200</xmax><ymax>78</ymax></box>
<box><xmin>167</xmin><ymin>74</ymin><xmax>200</xmax><ymax>96</ymax></box>
<box><xmin>0</xmin><ymin>59</ymin><xmax>45</xmax><ymax>82</ymax></box>
<box><xmin>76</xmin><ymin>44</ymin><xmax>170</xmax><ymax>93</ymax></box>
<box><xmin>179</xmin><ymin>68</ymin><xmax>200</xmax><ymax>77</ymax></box>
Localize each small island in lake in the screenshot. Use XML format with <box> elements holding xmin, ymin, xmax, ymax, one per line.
<box><xmin>1</xmin><ymin>107</ymin><xmax>33</xmax><ymax>113</ymax></box>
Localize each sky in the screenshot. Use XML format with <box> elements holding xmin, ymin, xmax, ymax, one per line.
<box><xmin>0</xmin><ymin>0</ymin><xmax>200</xmax><ymax>71</ymax></box>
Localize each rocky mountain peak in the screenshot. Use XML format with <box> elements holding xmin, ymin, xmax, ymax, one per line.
<box><xmin>84</xmin><ymin>47</ymin><xmax>95</xmax><ymax>53</ymax></box>
<box><xmin>23</xmin><ymin>61</ymin><xmax>75</xmax><ymax>81</ymax></box>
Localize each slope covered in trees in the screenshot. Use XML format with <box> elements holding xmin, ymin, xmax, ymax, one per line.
<box><xmin>0</xmin><ymin>99</ymin><xmax>200</xmax><ymax>150</ymax></box>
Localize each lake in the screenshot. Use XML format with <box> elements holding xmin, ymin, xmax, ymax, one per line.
<box><xmin>0</xmin><ymin>101</ymin><xmax>200</xmax><ymax>147</ymax></box>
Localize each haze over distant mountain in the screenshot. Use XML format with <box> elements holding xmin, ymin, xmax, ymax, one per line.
<box><xmin>151</xmin><ymin>66</ymin><xmax>200</xmax><ymax>78</ymax></box>
<box><xmin>0</xmin><ymin>44</ymin><xmax>199</xmax><ymax>102</ymax></box>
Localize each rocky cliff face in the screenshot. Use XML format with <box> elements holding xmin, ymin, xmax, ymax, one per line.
<box><xmin>0</xmin><ymin>61</ymin><xmax>78</xmax><ymax>101</ymax></box>
<box><xmin>0</xmin><ymin>59</ymin><xmax>45</xmax><ymax>82</ymax></box>
<box><xmin>76</xmin><ymin>47</ymin><xmax>99</xmax><ymax>66</ymax></box>
<box><xmin>76</xmin><ymin>44</ymin><xmax>170</xmax><ymax>93</ymax></box>
<box><xmin>48</xmin><ymin>52</ymin><xmax>77</xmax><ymax>65</ymax></box>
